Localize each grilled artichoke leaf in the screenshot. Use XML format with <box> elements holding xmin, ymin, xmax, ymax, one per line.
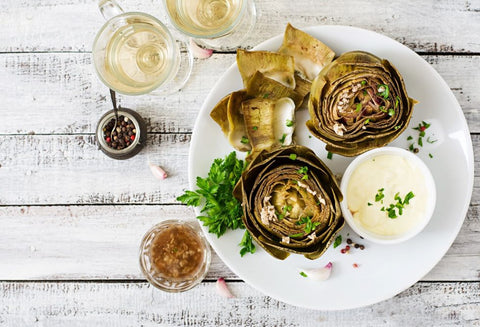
<box><xmin>246</xmin><ymin>71</ymin><xmax>304</xmax><ymax>108</ymax></box>
<box><xmin>227</xmin><ymin>90</ymin><xmax>251</xmax><ymax>152</ymax></box>
<box><xmin>210</xmin><ymin>94</ymin><xmax>231</xmax><ymax>136</ymax></box>
<box><xmin>278</xmin><ymin>23</ymin><xmax>335</xmax><ymax>81</ymax></box>
<box><xmin>237</xmin><ymin>49</ymin><xmax>296</xmax><ymax>89</ymax></box>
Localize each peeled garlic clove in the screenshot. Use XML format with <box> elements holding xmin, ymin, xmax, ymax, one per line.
<box><xmin>216</xmin><ymin>277</ymin><xmax>235</xmax><ymax>298</ymax></box>
<box><xmin>189</xmin><ymin>38</ymin><xmax>213</xmax><ymax>59</ymax></box>
<box><xmin>299</xmin><ymin>262</ymin><xmax>333</xmax><ymax>281</ymax></box>
<box><xmin>149</xmin><ymin>163</ymin><xmax>167</xmax><ymax>180</ymax></box>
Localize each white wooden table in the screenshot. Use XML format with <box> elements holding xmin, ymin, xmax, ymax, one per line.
<box><xmin>1</xmin><ymin>0</ymin><xmax>479</xmax><ymax>325</ymax></box>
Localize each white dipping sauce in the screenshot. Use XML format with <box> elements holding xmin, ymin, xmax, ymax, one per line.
<box><xmin>346</xmin><ymin>154</ymin><xmax>429</xmax><ymax>236</ymax></box>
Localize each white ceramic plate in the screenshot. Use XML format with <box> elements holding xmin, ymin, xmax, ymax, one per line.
<box><xmin>188</xmin><ymin>25</ymin><xmax>474</xmax><ymax>310</ymax></box>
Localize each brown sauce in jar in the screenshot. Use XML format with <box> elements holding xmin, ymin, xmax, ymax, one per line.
<box><xmin>149</xmin><ymin>224</ymin><xmax>205</xmax><ymax>280</ymax></box>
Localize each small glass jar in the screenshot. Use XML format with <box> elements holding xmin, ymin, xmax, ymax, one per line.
<box><xmin>139</xmin><ymin>220</ymin><xmax>211</xmax><ymax>292</ymax></box>
<box><xmin>96</xmin><ymin>107</ymin><xmax>147</xmax><ymax>159</ymax></box>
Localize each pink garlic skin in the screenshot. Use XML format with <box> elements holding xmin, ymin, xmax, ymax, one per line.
<box><xmin>216</xmin><ymin>277</ymin><xmax>235</xmax><ymax>298</ymax></box>
<box><xmin>149</xmin><ymin>163</ymin><xmax>167</xmax><ymax>180</ymax></box>
<box><xmin>189</xmin><ymin>38</ymin><xmax>213</xmax><ymax>59</ymax></box>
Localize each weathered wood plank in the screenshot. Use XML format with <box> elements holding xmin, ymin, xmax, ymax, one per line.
<box><xmin>0</xmin><ymin>281</ymin><xmax>478</xmax><ymax>326</ymax></box>
<box><xmin>0</xmin><ymin>205</ymin><xmax>477</xmax><ymax>281</ymax></box>
<box><xmin>1</xmin><ymin>53</ymin><xmax>479</xmax><ymax>134</ymax></box>
<box><xmin>1</xmin><ymin>133</ymin><xmax>479</xmax><ymax>206</ymax></box>
<box><xmin>1</xmin><ymin>0</ymin><xmax>480</xmax><ymax>53</ymax></box>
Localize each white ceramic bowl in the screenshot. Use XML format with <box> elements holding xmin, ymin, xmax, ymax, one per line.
<box><xmin>340</xmin><ymin>147</ymin><xmax>436</xmax><ymax>244</ymax></box>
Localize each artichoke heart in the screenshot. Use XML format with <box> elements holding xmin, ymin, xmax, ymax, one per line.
<box><xmin>237</xmin><ymin>49</ymin><xmax>296</xmax><ymax>89</ymax></box>
<box><xmin>278</xmin><ymin>23</ymin><xmax>335</xmax><ymax>82</ymax></box>
<box><xmin>234</xmin><ymin>145</ymin><xmax>344</xmax><ymax>260</ymax></box>
<box><xmin>307</xmin><ymin>50</ymin><xmax>417</xmax><ymax>156</ymax></box>
<box><xmin>242</xmin><ymin>97</ymin><xmax>296</xmax><ymax>154</ymax></box>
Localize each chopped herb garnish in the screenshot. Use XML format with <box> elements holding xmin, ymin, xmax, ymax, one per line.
<box><xmin>289</xmin><ymin>154</ymin><xmax>297</xmax><ymax>160</ymax></box>
<box><xmin>375</xmin><ymin>188</ymin><xmax>385</xmax><ymax>202</ymax></box>
<box><xmin>364</xmin><ymin>118</ymin><xmax>370</xmax><ymax>125</ymax></box>
<box><xmin>367</xmin><ymin>202</ymin><xmax>373</xmax><ymax>206</ymax></box>
<box><xmin>333</xmin><ymin>235</ymin><xmax>342</xmax><ymax>248</ymax></box>
<box><xmin>327</xmin><ymin>151</ymin><xmax>333</xmax><ymax>160</ymax></box>
<box><xmin>279</xmin><ymin>133</ymin><xmax>287</xmax><ymax>144</ymax></box>
<box><xmin>394</xmin><ymin>125</ymin><xmax>401</xmax><ymax>130</ymax></box>
<box><xmin>241</xmin><ymin>136</ymin><xmax>249</xmax><ymax>144</ymax></box>
<box><xmin>356</xmin><ymin>103</ymin><xmax>362</xmax><ymax>112</ymax></box>
<box><xmin>418</xmin><ymin>136</ymin><xmax>423</xmax><ymax>147</ymax></box>
<box><xmin>239</xmin><ymin>230</ymin><xmax>256</xmax><ymax>257</ymax></box>
<box><xmin>429</xmin><ymin>153</ymin><xmax>433</xmax><ymax>158</ymax></box>
<box><xmin>286</xmin><ymin>119</ymin><xmax>294</xmax><ymax>127</ymax></box>
<box><xmin>388</xmin><ymin>108</ymin><xmax>395</xmax><ymax>116</ymax></box>
<box><xmin>300</xmin><ymin>271</ymin><xmax>308</xmax><ymax>277</ymax></box>
<box><xmin>263</xmin><ymin>93</ymin><xmax>270</xmax><ymax>98</ymax></box>
<box><xmin>361</xmin><ymin>80</ymin><xmax>366</xmax><ymax>86</ymax></box>
<box><xmin>252</xmin><ymin>126</ymin><xmax>258</xmax><ymax>131</ymax></box>
<box><xmin>379</xmin><ymin>106</ymin><xmax>387</xmax><ymax>113</ymax></box>
<box><xmin>297</xmin><ymin>166</ymin><xmax>308</xmax><ymax>175</ymax></box>
<box><xmin>407</xmin><ymin>136</ymin><xmax>413</xmax><ymax>141</ymax></box>
<box><xmin>409</xmin><ymin>143</ymin><xmax>415</xmax><ymax>151</ymax></box>
<box><xmin>378</xmin><ymin>84</ymin><xmax>389</xmax><ymax>99</ymax></box>
<box><xmin>295</xmin><ymin>216</ymin><xmax>319</xmax><ymax>234</ymax></box>
<box><xmin>395</xmin><ymin>96</ymin><xmax>400</xmax><ymax>108</ymax></box>
<box><xmin>382</xmin><ymin>190</ymin><xmax>415</xmax><ymax>219</ymax></box>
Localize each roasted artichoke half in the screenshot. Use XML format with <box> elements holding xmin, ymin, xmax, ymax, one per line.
<box><xmin>307</xmin><ymin>51</ymin><xmax>416</xmax><ymax>156</ymax></box>
<box><xmin>233</xmin><ymin>145</ymin><xmax>344</xmax><ymax>260</ymax></box>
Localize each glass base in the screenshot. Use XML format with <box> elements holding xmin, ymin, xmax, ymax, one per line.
<box><xmin>193</xmin><ymin>0</ymin><xmax>257</xmax><ymax>51</ymax></box>
<box><xmin>151</xmin><ymin>40</ymin><xmax>193</xmax><ymax>96</ymax></box>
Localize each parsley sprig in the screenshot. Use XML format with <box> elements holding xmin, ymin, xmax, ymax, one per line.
<box><xmin>177</xmin><ymin>152</ymin><xmax>255</xmax><ymax>256</ymax></box>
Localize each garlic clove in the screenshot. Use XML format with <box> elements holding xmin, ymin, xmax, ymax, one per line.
<box><xmin>189</xmin><ymin>38</ymin><xmax>213</xmax><ymax>59</ymax></box>
<box><xmin>216</xmin><ymin>277</ymin><xmax>235</xmax><ymax>298</ymax></box>
<box><xmin>299</xmin><ymin>262</ymin><xmax>333</xmax><ymax>281</ymax></box>
<box><xmin>149</xmin><ymin>163</ymin><xmax>167</xmax><ymax>180</ymax></box>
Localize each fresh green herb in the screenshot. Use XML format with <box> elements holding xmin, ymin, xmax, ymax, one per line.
<box><xmin>356</xmin><ymin>103</ymin><xmax>362</xmax><ymax>112</ymax></box>
<box><xmin>409</xmin><ymin>143</ymin><xmax>415</xmax><ymax>151</ymax></box>
<box><xmin>375</xmin><ymin>188</ymin><xmax>385</xmax><ymax>202</ymax></box>
<box><xmin>297</xmin><ymin>166</ymin><xmax>308</xmax><ymax>175</ymax></box>
<box><xmin>379</xmin><ymin>106</ymin><xmax>387</xmax><ymax>113</ymax></box>
<box><xmin>239</xmin><ymin>230</ymin><xmax>256</xmax><ymax>257</ymax></box>
<box><xmin>241</xmin><ymin>136</ymin><xmax>249</xmax><ymax>144</ymax></box>
<box><xmin>363</xmin><ymin>90</ymin><xmax>368</xmax><ymax>96</ymax></box>
<box><xmin>361</xmin><ymin>80</ymin><xmax>366</xmax><ymax>86</ymax></box>
<box><xmin>300</xmin><ymin>271</ymin><xmax>308</xmax><ymax>277</ymax></box>
<box><xmin>364</xmin><ymin>118</ymin><xmax>370</xmax><ymax>125</ymax></box>
<box><xmin>279</xmin><ymin>133</ymin><xmax>287</xmax><ymax>144</ymax></box>
<box><xmin>378</xmin><ymin>84</ymin><xmax>389</xmax><ymax>99</ymax></box>
<box><xmin>418</xmin><ymin>136</ymin><xmax>423</xmax><ymax>147</ymax></box>
<box><xmin>394</xmin><ymin>125</ymin><xmax>401</xmax><ymax>130</ymax></box>
<box><xmin>429</xmin><ymin>153</ymin><xmax>433</xmax><ymax>158</ymax></box>
<box><xmin>382</xmin><ymin>191</ymin><xmax>415</xmax><ymax>219</ymax></box>
<box><xmin>263</xmin><ymin>93</ymin><xmax>270</xmax><ymax>98</ymax></box>
<box><xmin>327</xmin><ymin>151</ymin><xmax>333</xmax><ymax>160</ymax></box>
<box><xmin>388</xmin><ymin>108</ymin><xmax>395</xmax><ymax>116</ymax></box>
<box><xmin>368</xmin><ymin>202</ymin><xmax>373</xmax><ymax>206</ymax></box>
<box><xmin>333</xmin><ymin>234</ymin><xmax>342</xmax><ymax>248</ymax></box>
<box><xmin>409</xmin><ymin>121</ymin><xmax>432</xmax><ymax>154</ymax></box>
<box><xmin>286</xmin><ymin>119</ymin><xmax>294</xmax><ymax>127</ymax></box>
<box><xmin>289</xmin><ymin>153</ymin><xmax>297</xmax><ymax>160</ymax></box>
<box><xmin>252</xmin><ymin>126</ymin><xmax>258</xmax><ymax>131</ymax></box>
<box><xmin>296</xmin><ymin>216</ymin><xmax>320</xmax><ymax>234</ymax></box>
<box><xmin>395</xmin><ymin>96</ymin><xmax>400</xmax><ymax>108</ymax></box>
<box><xmin>177</xmin><ymin>152</ymin><xmax>255</xmax><ymax>256</ymax></box>
<box><xmin>407</xmin><ymin>136</ymin><xmax>413</xmax><ymax>141</ymax></box>
<box><xmin>308</xmin><ymin>135</ymin><xmax>312</xmax><ymax>139</ymax></box>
